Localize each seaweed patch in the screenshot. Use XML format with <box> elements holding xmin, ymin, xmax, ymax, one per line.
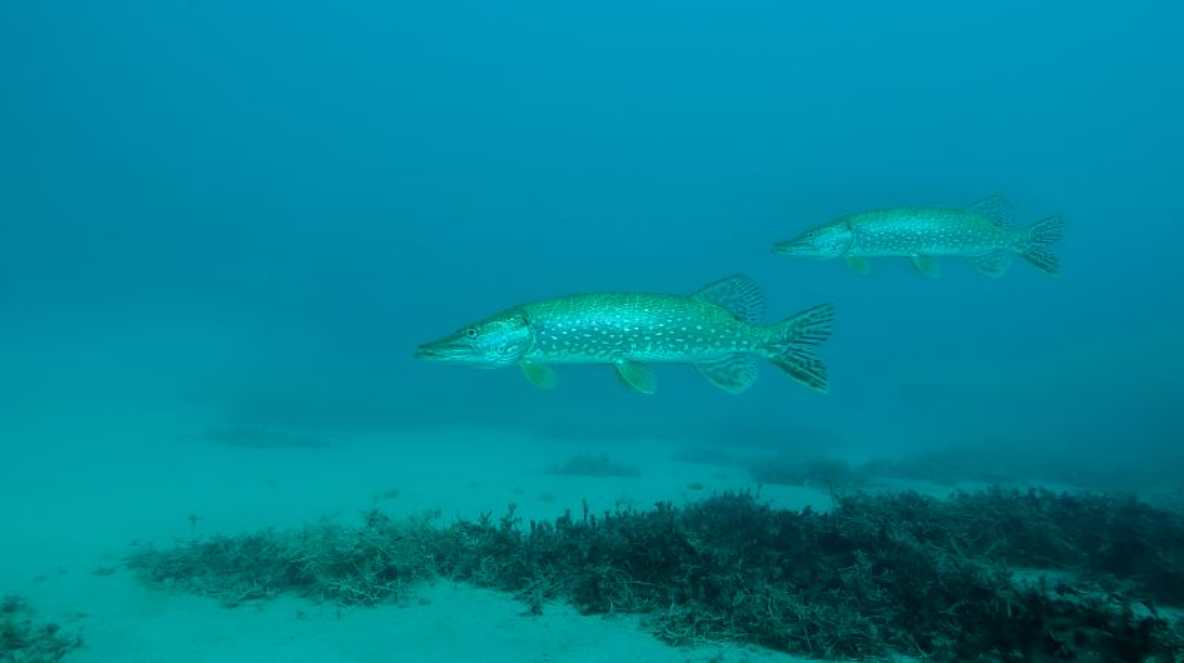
<box><xmin>749</xmin><ymin>453</ymin><xmax>866</xmax><ymax>492</ymax></box>
<box><xmin>1</xmin><ymin>595</ymin><xmax>83</xmax><ymax>662</ymax></box>
<box><xmin>126</xmin><ymin>489</ymin><xmax>1184</xmax><ymax>660</ymax></box>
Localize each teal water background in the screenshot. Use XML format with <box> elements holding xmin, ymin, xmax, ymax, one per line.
<box><xmin>2</xmin><ymin>2</ymin><xmax>1181</xmax><ymax>475</ymax></box>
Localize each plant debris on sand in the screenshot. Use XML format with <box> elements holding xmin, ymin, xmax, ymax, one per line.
<box><xmin>128</xmin><ymin>510</ymin><xmax>442</xmax><ymax>607</ymax></box>
<box><xmin>861</xmin><ymin>442</ymin><xmax>1184</xmax><ymax>508</ymax></box>
<box><xmin>1</xmin><ymin>595</ymin><xmax>82</xmax><ymax>662</ymax></box>
<box><xmin>749</xmin><ymin>453</ymin><xmax>866</xmax><ymax>492</ymax></box>
<box><xmin>128</xmin><ymin>489</ymin><xmax>1184</xmax><ymax>661</ymax></box>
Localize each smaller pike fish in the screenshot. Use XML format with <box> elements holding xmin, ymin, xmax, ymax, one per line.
<box><xmin>415</xmin><ymin>274</ymin><xmax>833</xmax><ymax>395</ymax></box>
<box><xmin>773</xmin><ymin>195</ymin><xmax>1064</xmax><ymax>278</ymax></box>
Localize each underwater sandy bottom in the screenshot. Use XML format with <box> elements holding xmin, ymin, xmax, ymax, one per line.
<box><xmin>0</xmin><ymin>414</ymin><xmax>841</xmax><ymax>663</ymax></box>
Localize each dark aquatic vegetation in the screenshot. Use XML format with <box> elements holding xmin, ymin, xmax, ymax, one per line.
<box><xmin>416</xmin><ymin>274</ymin><xmax>834</xmax><ymax>394</ymax></box>
<box><xmin>0</xmin><ymin>595</ymin><xmax>82</xmax><ymax>662</ymax></box>
<box><xmin>545</xmin><ymin>453</ymin><xmax>640</xmax><ymax>478</ymax></box>
<box><xmin>126</xmin><ymin>489</ymin><xmax>1184</xmax><ymax>660</ymax></box>
<box><xmin>750</xmin><ymin>453</ymin><xmax>864</xmax><ymax>491</ymax></box>
<box><xmin>774</xmin><ymin>194</ymin><xmax>1064</xmax><ymax>278</ymax></box>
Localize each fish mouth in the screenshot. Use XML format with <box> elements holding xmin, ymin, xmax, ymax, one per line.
<box><xmin>414</xmin><ymin>344</ymin><xmax>442</xmax><ymax>359</ymax></box>
<box><xmin>772</xmin><ymin>240</ymin><xmax>811</xmax><ymax>256</ymax></box>
<box><xmin>414</xmin><ymin>339</ymin><xmax>471</xmax><ymax>362</ymax></box>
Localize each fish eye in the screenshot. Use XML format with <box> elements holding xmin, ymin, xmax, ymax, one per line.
<box><xmin>464</xmin><ymin>328</ymin><xmax>478</xmax><ymax>339</ymax></box>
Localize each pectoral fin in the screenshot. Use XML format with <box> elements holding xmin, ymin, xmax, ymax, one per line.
<box><xmin>520</xmin><ymin>362</ymin><xmax>557</xmax><ymax>390</ymax></box>
<box><xmin>614</xmin><ymin>361</ymin><xmax>656</xmax><ymax>395</ymax></box>
<box><xmin>845</xmin><ymin>256</ymin><xmax>870</xmax><ymax>275</ymax></box>
<box><xmin>909</xmin><ymin>255</ymin><xmax>940</xmax><ymax>278</ymax></box>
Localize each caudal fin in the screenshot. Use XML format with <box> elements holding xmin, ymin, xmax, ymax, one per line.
<box><xmin>1016</xmin><ymin>216</ymin><xmax>1064</xmax><ymax>276</ymax></box>
<box><xmin>765</xmin><ymin>304</ymin><xmax>834</xmax><ymax>393</ymax></box>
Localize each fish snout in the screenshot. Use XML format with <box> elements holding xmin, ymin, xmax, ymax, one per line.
<box><xmin>773</xmin><ymin>239</ymin><xmax>809</xmax><ymax>256</ymax></box>
<box><xmin>415</xmin><ymin>338</ymin><xmax>457</xmax><ymax>360</ymax></box>
<box><xmin>414</xmin><ymin>344</ymin><xmax>441</xmax><ymax>359</ymax></box>
<box><xmin>415</xmin><ymin>334</ymin><xmax>477</xmax><ymax>362</ymax></box>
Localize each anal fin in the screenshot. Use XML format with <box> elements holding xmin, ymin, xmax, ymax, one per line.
<box><xmin>909</xmin><ymin>255</ymin><xmax>940</xmax><ymax>278</ymax></box>
<box><xmin>969</xmin><ymin>251</ymin><xmax>1013</xmax><ymax>278</ymax></box>
<box><xmin>614</xmin><ymin>361</ymin><xmax>656</xmax><ymax>395</ymax></box>
<box><xmin>520</xmin><ymin>362</ymin><xmax>557</xmax><ymax>390</ymax></box>
<box><xmin>695</xmin><ymin>354</ymin><xmax>758</xmax><ymax>394</ymax></box>
<box><xmin>845</xmin><ymin>256</ymin><xmax>870</xmax><ymax>275</ymax></box>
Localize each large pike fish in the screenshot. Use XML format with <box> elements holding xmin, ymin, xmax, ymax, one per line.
<box><xmin>415</xmin><ymin>274</ymin><xmax>833</xmax><ymax>395</ymax></box>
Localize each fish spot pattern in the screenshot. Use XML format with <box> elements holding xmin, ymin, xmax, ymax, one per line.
<box><xmin>850</xmin><ymin>209</ymin><xmax>1009</xmax><ymax>257</ymax></box>
<box><xmin>524</xmin><ymin>293</ymin><xmax>759</xmax><ymax>364</ymax></box>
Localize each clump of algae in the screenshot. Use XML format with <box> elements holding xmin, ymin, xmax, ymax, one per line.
<box><xmin>127</xmin><ymin>489</ymin><xmax>1184</xmax><ymax>661</ymax></box>
<box><xmin>1</xmin><ymin>594</ymin><xmax>83</xmax><ymax>662</ymax></box>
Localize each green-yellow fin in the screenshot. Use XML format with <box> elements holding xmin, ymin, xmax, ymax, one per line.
<box><xmin>695</xmin><ymin>354</ymin><xmax>758</xmax><ymax>394</ymax></box>
<box><xmin>1016</xmin><ymin>216</ymin><xmax>1064</xmax><ymax>277</ymax></box>
<box><xmin>910</xmin><ymin>255</ymin><xmax>940</xmax><ymax>278</ymax></box>
<box><xmin>968</xmin><ymin>193</ymin><xmax>1014</xmax><ymax>227</ymax></box>
<box><xmin>969</xmin><ymin>251</ymin><xmax>1013</xmax><ymax>278</ymax></box>
<box><xmin>770</xmin><ymin>351</ymin><xmax>828</xmax><ymax>393</ymax></box>
<box><xmin>691</xmin><ymin>274</ymin><xmax>765</xmax><ymax>323</ymax></box>
<box><xmin>614</xmin><ymin>361</ymin><xmax>656</xmax><ymax>395</ymax></box>
<box><xmin>520</xmin><ymin>362</ymin><xmax>556</xmax><ymax>390</ymax></box>
<box><xmin>765</xmin><ymin>304</ymin><xmax>834</xmax><ymax>394</ymax></box>
<box><xmin>845</xmin><ymin>256</ymin><xmax>870</xmax><ymax>275</ymax></box>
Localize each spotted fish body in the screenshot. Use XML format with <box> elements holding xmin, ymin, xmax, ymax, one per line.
<box><xmin>523</xmin><ymin>293</ymin><xmax>767</xmax><ymax>364</ymax></box>
<box><xmin>774</xmin><ymin>195</ymin><xmax>1064</xmax><ymax>278</ymax></box>
<box><xmin>415</xmin><ymin>275</ymin><xmax>834</xmax><ymax>395</ymax></box>
<box><xmin>845</xmin><ymin>208</ymin><xmax>1016</xmax><ymax>258</ymax></box>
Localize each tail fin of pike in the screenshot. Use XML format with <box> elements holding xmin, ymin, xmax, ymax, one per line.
<box><xmin>1016</xmin><ymin>216</ymin><xmax>1064</xmax><ymax>276</ymax></box>
<box><xmin>765</xmin><ymin>304</ymin><xmax>834</xmax><ymax>393</ymax></box>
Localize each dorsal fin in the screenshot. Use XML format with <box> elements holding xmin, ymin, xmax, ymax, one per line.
<box><xmin>692</xmin><ymin>274</ymin><xmax>765</xmax><ymax>323</ymax></box>
<box><xmin>969</xmin><ymin>193</ymin><xmax>1014</xmax><ymax>227</ymax></box>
